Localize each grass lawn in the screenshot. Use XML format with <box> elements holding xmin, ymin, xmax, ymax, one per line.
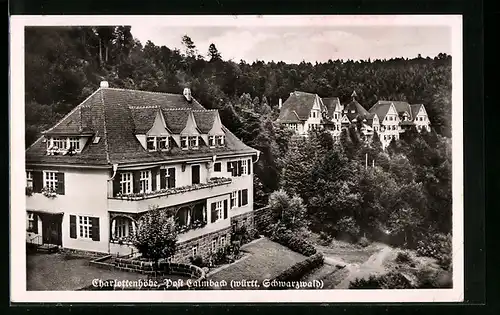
<box><xmin>208</xmin><ymin>237</ymin><xmax>307</xmax><ymax>288</ymax></box>
<box><xmin>27</xmin><ymin>252</ymin><xmax>188</xmax><ymax>291</ymax></box>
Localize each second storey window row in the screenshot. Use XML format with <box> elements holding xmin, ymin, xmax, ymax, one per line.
<box><xmin>25</xmin><ymin>170</ymin><xmax>65</xmax><ymax>195</ymax></box>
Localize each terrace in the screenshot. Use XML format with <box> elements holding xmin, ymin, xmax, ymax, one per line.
<box><xmin>108</xmin><ymin>177</ymin><xmax>232</xmax><ymax>213</ymax></box>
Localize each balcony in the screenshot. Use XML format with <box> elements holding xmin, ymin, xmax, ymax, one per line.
<box><xmin>108</xmin><ymin>177</ymin><xmax>232</xmax><ymax>213</ymax></box>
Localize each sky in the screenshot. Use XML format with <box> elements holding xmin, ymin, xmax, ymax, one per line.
<box><xmin>129</xmin><ymin>24</ymin><xmax>451</xmax><ymax>63</ymax></box>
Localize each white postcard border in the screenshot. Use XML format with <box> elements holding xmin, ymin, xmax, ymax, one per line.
<box><xmin>10</xmin><ymin>14</ymin><xmax>464</xmax><ymax>303</ymax></box>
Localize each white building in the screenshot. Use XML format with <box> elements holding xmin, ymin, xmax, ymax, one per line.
<box><xmin>25</xmin><ymin>82</ymin><xmax>259</xmax><ymax>262</ymax></box>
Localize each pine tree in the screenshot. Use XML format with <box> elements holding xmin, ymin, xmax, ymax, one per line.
<box><xmin>207</xmin><ymin>43</ymin><xmax>222</xmax><ymax>62</ymax></box>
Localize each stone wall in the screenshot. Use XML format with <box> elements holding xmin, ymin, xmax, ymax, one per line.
<box><xmin>174</xmin><ymin>226</ymin><xmax>232</xmax><ymax>263</ymax></box>
<box><xmin>253</xmin><ymin>206</ymin><xmax>272</xmax><ymax>233</ymax></box>
<box><xmin>231</xmin><ymin>211</ymin><xmax>255</xmax><ymax>231</ymax></box>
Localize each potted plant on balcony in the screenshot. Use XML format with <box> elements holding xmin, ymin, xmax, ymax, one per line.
<box><xmin>41</xmin><ymin>186</ymin><xmax>57</xmax><ymax>198</ymax></box>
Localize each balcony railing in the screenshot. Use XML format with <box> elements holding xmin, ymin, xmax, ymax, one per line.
<box><xmin>111</xmin><ymin>177</ymin><xmax>232</xmax><ymax>200</ymax></box>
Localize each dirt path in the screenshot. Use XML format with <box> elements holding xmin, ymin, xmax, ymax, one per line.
<box><xmin>335</xmin><ymin>244</ymin><xmax>393</xmax><ymax>289</ymax></box>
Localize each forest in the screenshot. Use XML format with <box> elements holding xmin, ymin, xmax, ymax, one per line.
<box><xmin>25</xmin><ymin>26</ymin><xmax>453</xmax><ymax>265</ymax></box>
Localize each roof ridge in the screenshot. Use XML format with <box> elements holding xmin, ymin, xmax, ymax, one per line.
<box><xmin>103</xmin><ymin>87</ymin><xmax>184</xmax><ymax>97</ymax></box>
<box><xmin>129</xmin><ymin>105</ymin><xmax>160</xmax><ymax>109</ymax></box>
<box><xmin>161</xmin><ymin>108</ymin><xmax>193</xmax><ymax>111</ymax></box>
<box><xmin>191</xmin><ymin>109</ymin><xmax>217</xmax><ymax>112</ymax></box>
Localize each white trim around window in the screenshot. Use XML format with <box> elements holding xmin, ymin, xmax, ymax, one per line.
<box><xmin>43</xmin><ymin>171</ymin><xmax>58</xmax><ymax>191</ymax></box>
<box><xmin>139</xmin><ymin>170</ymin><xmax>151</xmax><ymax>193</ymax></box>
<box><xmin>120</xmin><ymin>172</ymin><xmax>133</xmax><ymax>195</ymax></box>
<box><xmin>78</xmin><ymin>215</ymin><xmax>92</xmax><ymax>239</ymax></box>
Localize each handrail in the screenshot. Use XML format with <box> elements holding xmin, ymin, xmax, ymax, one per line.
<box><xmin>29</xmin><ymin>235</ymin><xmax>42</xmax><ymax>246</ymax></box>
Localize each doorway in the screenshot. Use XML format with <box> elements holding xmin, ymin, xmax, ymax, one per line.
<box><xmin>41</xmin><ymin>214</ymin><xmax>62</xmax><ymax>246</ymax></box>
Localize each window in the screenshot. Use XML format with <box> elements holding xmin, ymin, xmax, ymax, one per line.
<box><xmin>69</xmin><ymin>137</ymin><xmax>80</xmax><ymax>151</ymax></box>
<box><xmin>214</xmin><ymin>162</ymin><xmax>221</xmax><ymax>172</ymax></box>
<box><xmin>26</xmin><ymin>171</ymin><xmax>33</xmax><ymax>188</ymax></box>
<box><xmin>230</xmin><ymin>191</ymin><xmax>237</xmax><ymax>209</ymax></box>
<box><xmin>180</xmin><ymin>136</ymin><xmax>188</xmax><ymax>149</ymax></box>
<box><xmin>216</xmin><ymin>135</ymin><xmax>225</xmax><ymax>146</ymax></box>
<box><xmin>241</xmin><ymin>189</ymin><xmax>248</xmax><ymax>206</ymax></box>
<box><xmin>215</xmin><ymin>201</ymin><xmax>223</xmax><ymax>221</ymax></box>
<box><xmin>27</xmin><ymin>212</ymin><xmax>35</xmax><ymax>232</ymax></box>
<box><xmin>157</xmin><ymin>137</ymin><xmax>168</xmax><ymax>150</ymax></box>
<box><xmin>351</xmin><ymin>110</ymin><xmax>355</xmax><ymax>113</ymax></box>
<box><xmin>241</xmin><ymin>160</ymin><xmax>248</xmax><ymax>175</ymax></box>
<box><xmin>192</xmin><ymin>245</ymin><xmax>198</xmax><ymax>257</ymax></box>
<box><xmin>79</xmin><ymin>216</ymin><xmax>92</xmax><ymax>239</ymax></box>
<box><xmin>52</xmin><ymin>137</ymin><xmax>67</xmax><ymax>150</ymax></box>
<box><xmin>189</xmin><ymin>136</ymin><xmax>199</xmax><ymax>149</ymax></box>
<box><xmin>208</xmin><ymin>135</ymin><xmax>216</xmax><ymax>147</ymax></box>
<box><xmin>147</xmin><ymin>137</ymin><xmax>156</xmax><ymax>151</ymax></box>
<box><xmin>139</xmin><ymin>171</ymin><xmax>151</xmax><ymax>193</ymax></box>
<box><xmin>211</xmin><ymin>239</ymin><xmax>217</xmax><ymax>252</ymax></box>
<box><xmin>120</xmin><ymin>172</ymin><xmax>133</xmax><ymax>194</ymax></box>
<box><xmin>44</xmin><ymin>171</ymin><xmax>58</xmax><ymax>191</ymax></box>
<box><xmin>219</xmin><ymin>235</ymin><xmax>226</xmax><ymax>248</ymax></box>
<box><xmin>115</xmin><ymin>217</ymin><xmax>131</xmax><ymax>238</ymax></box>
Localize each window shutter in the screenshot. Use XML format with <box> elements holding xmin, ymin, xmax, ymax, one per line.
<box><xmin>69</xmin><ymin>215</ymin><xmax>77</xmax><ymax>239</ymax></box>
<box><xmin>211</xmin><ymin>203</ymin><xmax>217</xmax><ymax>223</ymax></box>
<box><xmin>242</xmin><ymin>189</ymin><xmax>248</xmax><ymax>206</ymax></box>
<box><xmin>223</xmin><ymin>200</ymin><xmax>228</xmax><ymax>219</ymax></box>
<box><xmin>92</xmin><ymin>217</ymin><xmax>100</xmax><ymax>241</ymax></box>
<box><xmin>168</xmin><ymin>168</ymin><xmax>176</xmax><ymax>188</ymax></box>
<box><xmin>237</xmin><ymin>161</ymin><xmax>242</xmax><ymax>176</ymax></box>
<box><xmin>56</xmin><ymin>172</ymin><xmax>65</xmax><ymax>195</ymax></box>
<box><xmin>227</xmin><ymin>162</ymin><xmax>231</xmax><ymax>174</ymax></box>
<box><xmin>238</xmin><ymin>190</ymin><xmax>242</xmax><ymax>207</ymax></box>
<box><xmin>160</xmin><ymin>169</ymin><xmax>167</xmax><ymax>189</ymax></box>
<box><xmin>151</xmin><ymin>167</ymin><xmax>157</xmax><ymax>191</ymax></box>
<box><xmin>133</xmin><ymin>171</ymin><xmax>140</xmax><ymax>193</ymax></box>
<box><xmin>247</xmin><ymin>159</ymin><xmax>252</xmax><ymax>175</ymax></box>
<box><xmin>33</xmin><ymin>214</ymin><xmax>38</xmax><ymax>234</ymax></box>
<box><xmin>33</xmin><ymin>171</ymin><xmax>43</xmax><ymax>193</ymax></box>
<box><xmin>113</xmin><ymin>172</ymin><xmax>121</xmax><ymax>196</ymax></box>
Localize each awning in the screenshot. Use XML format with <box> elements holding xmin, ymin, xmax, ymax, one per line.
<box><xmin>27</xmin><ymin>209</ymin><xmax>64</xmax><ymax>215</ymax></box>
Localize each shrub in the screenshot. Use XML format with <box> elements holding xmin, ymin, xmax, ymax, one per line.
<box><xmin>415</xmin><ymin>265</ymin><xmax>452</xmax><ymax>288</ymax></box>
<box><xmin>133</xmin><ymin>206</ymin><xmax>178</xmax><ymax>267</ymax></box>
<box><xmin>189</xmin><ymin>255</ymin><xmax>204</xmax><ymax>267</ymax></box>
<box><xmin>349</xmin><ymin>272</ymin><xmax>415</xmax><ymax>289</ymax></box>
<box><xmin>271</xmin><ymin>253</ymin><xmax>324</xmax><ymax>285</ymax></box>
<box><xmin>416</xmin><ymin>233</ymin><xmax>452</xmax><ymax>270</ymax></box>
<box><xmin>270</xmin><ymin>228</ymin><xmax>317</xmax><ymax>256</ymax></box>
<box><xmin>334</xmin><ymin>216</ymin><xmax>360</xmax><ymax>242</ymax></box>
<box><xmin>357</xmin><ymin>236</ymin><xmax>371</xmax><ymax>248</ymax></box>
<box><xmin>395</xmin><ymin>250</ymin><xmax>413</xmax><ymax>264</ymax></box>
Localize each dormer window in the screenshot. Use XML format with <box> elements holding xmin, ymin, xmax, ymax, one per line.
<box><xmin>180</xmin><ymin>136</ymin><xmax>188</xmax><ymax>150</ymax></box>
<box><xmin>147</xmin><ymin>137</ymin><xmax>156</xmax><ymax>151</ymax></box>
<box><xmin>69</xmin><ymin>137</ymin><xmax>80</xmax><ymax>151</ymax></box>
<box><xmin>146</xmin><ymin>136</ymin><xmax>169</xmax><ymax>151</ymax></box>
<box><xmin>208</xmin><ymin>136</ymin><xmax>216</xmax><ymax>147</ymax></box>
<box><xmin>52</xmin><ymin>137</ymin><xmax>67</xmax><ymax>150</ymax></box>
<box><xmin>157</xmin><ymin>137</ymin><xmax>168</xmax><ymax>150</ymax></box>
<box><xmin>216</xmin><ymin>135</ymin><xmax>225</xmax><ymax>146</ymax></box>
<box><xmin>189</xmin><ymin>136</ymin><xmax>199</xmax><ymax>149</ymax></box>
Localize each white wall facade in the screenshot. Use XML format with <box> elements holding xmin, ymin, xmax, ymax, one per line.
<box><xmin>26</xmin><ymin>167</ymin><xmax>110</xmax><ymax>253</ymax></box>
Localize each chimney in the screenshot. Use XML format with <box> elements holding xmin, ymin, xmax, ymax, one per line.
<box><xmin>278</xmin><ymin>98</ymin><xmax>282</xmax><ymax>110</ymax></box>
<box><xmin>183</xmin><ymin>88</ymin><xmax>192</xmax><ymax>102</ymax></box>
<box><xmin>100</xmin><ymin>81</ymin><xmax>109</xmax><ymax>88</ymax></box>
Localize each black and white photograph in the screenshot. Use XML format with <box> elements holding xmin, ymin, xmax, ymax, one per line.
<box><xmin>10</xmin><ymin>15</ymin><xmax>463</xmax><ymax>302</ymax></box>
